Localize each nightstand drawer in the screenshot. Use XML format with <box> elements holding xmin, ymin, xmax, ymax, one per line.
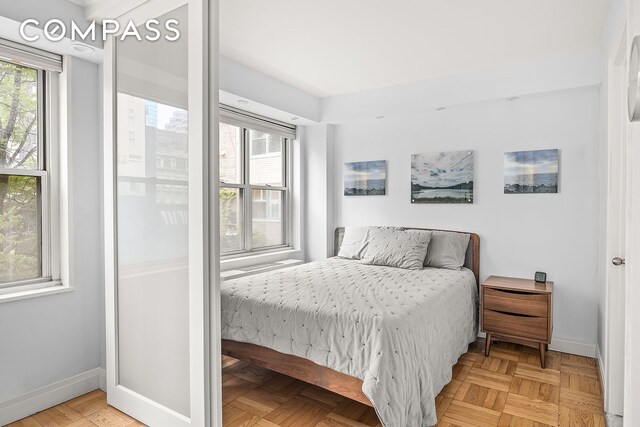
<box><xmin>483</xmin><ymin>309</ymin><xmax>548</xmax><ymax>341</ymax></box>
<box><xmin>483</xmin><ymin>288</ymin><xmax>548</xmax><ymax>317</ymax></box>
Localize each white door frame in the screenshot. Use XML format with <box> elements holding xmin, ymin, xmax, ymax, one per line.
<box><xmin>103</xmin><ymin>0</ymin><xmax>221</xmax><ymax>425</ymax></box>
<box><xmin>603</xmin><ymin>22</ymin><xmax>627</xmax><ymax>416</ymax></box>
<box><xmin>624</xmin><ymin>1</ymin><xmax>640</xmax><ymax>424</ymax></box>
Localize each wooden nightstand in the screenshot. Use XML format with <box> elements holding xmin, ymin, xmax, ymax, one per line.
<box><xmin>481</xmin><ymin>275</ymin><xmax>553</xmax><ymax>368</ymax></box>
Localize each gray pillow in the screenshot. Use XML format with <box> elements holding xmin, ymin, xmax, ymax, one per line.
<box><xmin>424</xmin><ymin>231</ymin><xmax>470</xmax><ymax>270</ymax></box>
<box><xmin>361</xmin><ymin>228</ymin><xmax>431</xmax><ymax>270</ymax></box>
<box><xmin>337</xmin><ymin>226</ymin><xmax>369</xmax><ymax>259</ymax></box>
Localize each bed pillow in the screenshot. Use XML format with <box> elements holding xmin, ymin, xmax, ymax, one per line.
<box><xmin>361</xmin><ymin>228</ymin><xmax>431</xmax><ymax>270</ymax></box>
<box><xmin>337</xmin><ymin>226</ymin><xmax>370</xmax><ymax>259</ymax></box>
<box><xmin>425</xmin><ymin>231</ymin><xmax>470</xmax><ymax>270</ymax></box>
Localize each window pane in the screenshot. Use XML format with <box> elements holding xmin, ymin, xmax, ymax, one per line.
<box><xmin>0</xmin><ymin>175</ymin><xmax>41</xmax><ymax>283</ymax></box>
<box><xmin>219</xmin><ymin>123</ymin><xmax>242</xmax><ymax>184</ymax></box>
<box><xmin>249</xmin><ymin>130</ymin><xmax>283</xmax><ymax>186</ymax></box>
<box><xmin>252</xmin><ymin>189</ymin><xmax>284</xmax><ymax>248</ymax></box>
<box><xmin>0</xmin><ymin>61</ymin><xmax>39</xmax><ymax>169</ymax></box>
<box><xmin>220</xmin><ymin>188</ymin><xmax>243</xmax><ymax>253</ymax></box>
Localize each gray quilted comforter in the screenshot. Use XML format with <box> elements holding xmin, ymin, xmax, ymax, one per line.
<box><xmin>221</xmin><ymin>258</ymin><xmax>478</xmax><ymax>426</ymax></box>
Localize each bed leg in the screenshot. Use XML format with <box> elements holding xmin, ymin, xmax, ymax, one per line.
<box><xmin>485</xmin><ymin>334</ymin><xmax>492</xmax><ymax>357</ymax></box>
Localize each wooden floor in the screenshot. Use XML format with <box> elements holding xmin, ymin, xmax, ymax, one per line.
<box><xmin>11</xmin><ymin>339</ymin><xmax>606</xmax><ymax>427</ymax></box>
<box><xmin>221</xmin><ymin>339</ymin><xmax>606</xmax><ymax>427</ymax></box>
<box><xmin>8</xmin><ymin>389</ymin><xmax>144</xmax><ymax>427</ymax></box>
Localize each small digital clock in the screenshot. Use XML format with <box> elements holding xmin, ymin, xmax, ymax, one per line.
<box><xmin>534</xmin><ymin>271</ymin><xmax>547</xmax><ymax>283</ymax></box>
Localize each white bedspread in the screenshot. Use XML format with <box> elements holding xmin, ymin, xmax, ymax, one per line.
<box><xmin>221</xmin><ymin>258</ymin><xmax>478</xmax><ymax>426</ymax></box>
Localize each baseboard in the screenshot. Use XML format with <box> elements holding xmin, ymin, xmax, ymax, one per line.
<box><xmin>549</xmin><ymin>337</ymin><xmax>596</xmax><ymax>357</ymax></box>
<box><xmin>478</xmin><ymin>332</ymin><xmax>596</xmax><ymax>358</ymax></box>
<box><xmin>596</xmin><ymin>345</ymin><xmax>606</xmax><ymax>396</ymax></box>
<box><xmin>99</xmin><ymin>367</ymin><xmax>106</xmax><ymax>392</ymax></box>
<box><xmin>0</xmin><ymin>368</ymin><xmax>104</xmax><ymax>425</ymax></box>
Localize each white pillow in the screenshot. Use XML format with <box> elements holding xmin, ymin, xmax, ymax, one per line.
<box><xmin>424</xmin><ymin>231</ymin><xmax>470</xmax><ymax>270</ymax></box>
<box><xmin>361</xmin><ymin>228</ymin><xmax>431</xmax><ymax>270</ymax></box>
<box><xmin>337</xmin><ymin>226</ymin><xmax>369</xmax><ymax>259</ymax></box>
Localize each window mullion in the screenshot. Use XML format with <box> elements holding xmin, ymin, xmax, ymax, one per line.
<box><xmin>37</xmin><ymin>69</ymin><xmax>45</xmax><ymax>171</ymax></box>
<box><xmin>40</xmin><ymin>173</ymin><xmax>50</xmax><ymax>278</ymax></box>
<box><xmin>39</xmin><ymin>69</ymin><xmax>50</xmax><ymax>279</ymax></box>
<box><xmin>243</xmin><ymin>128</ymin><xmax>252</xmax><ymax>252</ymax></box>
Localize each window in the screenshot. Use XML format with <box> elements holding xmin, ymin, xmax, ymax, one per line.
<box><xmin>0</xmin><ymin>42</ymin><xmax>62</xmax><ymax>296</ymax></box>
<box><xmin>219</xmin><ymin>111</ymin><xmax>294</xmax><ymax>256</ymax></box>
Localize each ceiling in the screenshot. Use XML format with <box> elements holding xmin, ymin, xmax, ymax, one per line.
<box><xmin>220</xmin><ymin>0</ymin><xmax>611</xmax><ymax>97</ymax></box>
<box><xmin>66</xmin><ymin>0</ymin><xmax>97</xmax><ymax>6</ymax></box>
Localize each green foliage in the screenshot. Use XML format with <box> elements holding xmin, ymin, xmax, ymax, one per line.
<box><xmin>0</xmin><ymin>61</ymin><xmax>41</xmax><ymax>283</ymax></box>
<box><xmin>219</xmin><ymin>188</ymin><xmax>240</xmax><ymax>251</ymax></box>
<box><xmin>0</xmin><ymin>176</ymin><xmax>39</xmax><ymax>283</ymax></box>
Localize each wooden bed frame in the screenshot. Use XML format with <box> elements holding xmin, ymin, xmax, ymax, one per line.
<box><xmin>221</xmin><ymin>227</ymin><xmax>480</xmax><ymax>407</ymax></box>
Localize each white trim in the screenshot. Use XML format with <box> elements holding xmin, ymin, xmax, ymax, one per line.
<box><xmin>58</xmin><ymin>56</ymin><xmax>75</xmax><ymax>290</ymax></box>
<box><xmin>99</xmin><ymin>368</ymin><xmax>107</xmax><ymax>392</ymax></box>
<box><xmin>0</xmin><ymin>368</ymin><xmax>104</xmax><ymax>426</ymax></box>
<box><xmin>220</xmin><ymin>248</ymin><xmax>302</xmax><ymax>271</ymax></box>
<box><xmin>0</xmin><ymin>281</ymin><xmax>71</xmax><ymax>303</ymax></box>
<box><xmin>0</xmin><ymin>39</ymin><xmax>63</xmax><ymax>73</ymax></box>
<box><xmin>220</xmin><ymin>258</ymin><xmax>303</xmax><ymax>281</ymax></box>
<box><xmin>208</xmin><ymin>0</ymin><xmax>223</xmax><ymax>424</ymax></box>
<box><xmin>187</xmin><ymin>0</ymin><xmax>215</xmax><ymax>424</ymax></box>
<box><xmin>220</xmin><ymin>105</ymin><xmax>296</xmax><ymax>139</ymax></box>
<box><xmin>549</xmin><ymin>337</ymin><xmax>597</xmax><ymax>358</ymax></box>
<box><xmin>477</xmin><ymin>331</ymin><xmax>596</xmax><ymax>358</ymax></box>
<box><xmin>0</xmin><ymin>54</ymin><xmax>75</xmax><ymax>301</ymax></box>
<box><xmin>597</xmin><ymin>345</ymin><xmax>606</xmax><ymax>399</ymax></box>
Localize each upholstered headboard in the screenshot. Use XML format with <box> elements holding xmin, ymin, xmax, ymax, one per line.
<box><xmin>334</xmin><ymin>227</ymin><xmax>480</xmax><ymax>286</ymax></box>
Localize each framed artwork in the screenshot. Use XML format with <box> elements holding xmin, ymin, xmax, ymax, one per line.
<box><xmin>343</xmin><ymin>160</ymin><xmax>386</xmax><ymax>196</ymax></box>
<box><xmin>411</xmin><ymin>150</ymin><xmax>473</xmax><ymax>204</ymax></box>
<box><xmin>504</xmin><ymin>149</ymin><xmax>559</xmax><ymax>194</ymax></box>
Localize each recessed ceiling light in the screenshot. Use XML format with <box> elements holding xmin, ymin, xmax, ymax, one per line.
<box><xmin>376</xmin><ymin>115</ymin><xmax>385</xmax><ymax>119</ymax></box>
<box><xmin>290</xmin><ymin>117</ymin><xmax>298</xmax><ymax>121</ymax></box>
<box><xmin>71</xmin><ymin>43</ymin><xmax>95</xmax><ymax>53</ymax></box>
<box><xmin>506</xmin><ymin>97</ymin><xmax>519</xmax><ymax>101</ymax></box>
<box><xmin>237</xmin><ymin>99</ymin><xmax>249</xmax><ymax>105</ymax></box>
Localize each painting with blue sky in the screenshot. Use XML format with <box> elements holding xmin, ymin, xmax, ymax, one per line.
<box><xmin>504</xmin><ymin>149</ymin><xmax>559</xmax><ymax>194</ymax></box>
<box><xmin>411</xmin><ymin>151</ymin><xmax>473</xmax><ymax>204</ymax></box>
<box><xmin>344</xmin><ymin>160</ymin><xmax>386</xmax><ymax>196</ymax></box>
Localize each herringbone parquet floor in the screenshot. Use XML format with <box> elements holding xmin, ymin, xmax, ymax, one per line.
<box><xmin>10</xmin><ymin>339</ymin><xmax>606</xmax><ymax>426</ymax></box>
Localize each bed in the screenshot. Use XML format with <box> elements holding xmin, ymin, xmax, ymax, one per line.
<box><xmin>221</xmin><ymin>227</ymin><xmax>480</xmax><ymax>427</ymax></box>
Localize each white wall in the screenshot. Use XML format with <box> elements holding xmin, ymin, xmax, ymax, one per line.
<box><xmin>329</xmin><ymin>87</ymin><xmax>601</xmax><ymax>351</ymax></box>
<box><xmin>0</xmin><ymin>57</ymin><xmax>103</xmax><ymax>402</ymax></box>
<box><xmin>303</xmin><ymin>124</ymin><xmax>335</xmax><ymax>261</ymax></box>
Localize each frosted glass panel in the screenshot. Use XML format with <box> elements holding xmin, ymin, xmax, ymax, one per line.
<box><xmin>115</xmin><ymin>5</ymin><xmax>190</xmax><ymax>417</ymax></box>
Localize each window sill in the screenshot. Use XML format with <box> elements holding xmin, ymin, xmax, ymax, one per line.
<box><xmin>0</xmin><ymin>281</ymin><xmax>73</xmax><ymax>304</ymax></box>
<box><xmin>221</xmin><ymin>258</ymin><xmax>304</xmax><ymax>281</ymax></box>
<box><xmin>220</xmin><ymin>248</ymin><xmax>302</xmax><ymax>272</ymax></box>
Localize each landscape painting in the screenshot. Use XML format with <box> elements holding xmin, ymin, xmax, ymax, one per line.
<box><xmin>504</xmin><ymin>149</ymin><xmax>559</xmax><ymax>194</ymax></box>
<box><xmin>411</xmin><ymin>151</ymin><xmax>474</xmax><ymax>204</ymax></box>
<box><xmin>344</xmin><ymin>160</ymin><xmax>386</xmax><ymax>196</ymax></box>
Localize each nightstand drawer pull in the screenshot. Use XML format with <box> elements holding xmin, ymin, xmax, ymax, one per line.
<box><xmin>483</xmin><ymin>287</ymin><xmax>548</xmax><ymax>317</ymax></box>
<box><xmin>483</xmin><ymin>309</ymin><xmax>548</xmax><ymax>341</ymax></box>
<box><xmin>490</xmin><ymin>309</ymin><xmax>537</xmax><ymax>318</ymax></box>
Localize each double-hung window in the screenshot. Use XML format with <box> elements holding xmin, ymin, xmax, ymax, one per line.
<box><xmin>219</xmin><ymin>106</ymin><xmax>295</xmax><ymax>256</ymax></box>
<box><xmin>0</xmin><ymin>40</ymin><xmax>62</xmax><ymax>295</ymax></box>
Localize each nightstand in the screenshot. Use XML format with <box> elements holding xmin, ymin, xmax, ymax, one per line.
<box><xmin>481</xmin><ymin>275</ymin><xmax>553</xmax><ymax>368</ymax></box>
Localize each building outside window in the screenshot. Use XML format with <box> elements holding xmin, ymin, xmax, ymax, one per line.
<box><xmin>218</xmin><ymin>108</ymin><xmax>294</xmax><ymax>256</ymax></box>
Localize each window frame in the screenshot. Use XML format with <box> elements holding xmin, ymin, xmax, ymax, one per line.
<box><xmin>0</xmin><ymin>61</ymin><xmax>63</xmax><ymax>298</ymax></box>
<box><xmin>219</xmin><ymin>123</ymin><xmax>292</xmax><ymax>258</ymax></box>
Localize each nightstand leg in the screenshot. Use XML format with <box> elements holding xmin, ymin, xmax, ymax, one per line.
<box><xmin>539</xmin><ymin>342</ymin><xmax>546</xmax><ymax>368</ymax></box>
<box><xmin>485</xmin><ymin>334</ymin><xmax>492</xmax><ymax>357</ymax></box>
